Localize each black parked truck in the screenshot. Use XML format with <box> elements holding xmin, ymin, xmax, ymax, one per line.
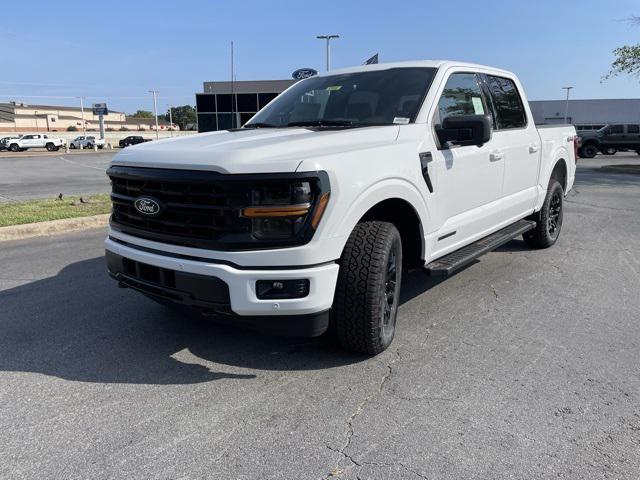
<box><xmin>119</xmin><ymin>136</ymin><xmax>152</xmax><ymax>148</ymax></box>
<box><xmin>578</xmin><ymin>124</ymin><xmax>640</xmax><ymax>158</ymax></box>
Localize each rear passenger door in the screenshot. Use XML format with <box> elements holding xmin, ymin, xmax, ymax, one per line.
<box><xmin>625</xmin><ymin>124</ymin><xmax>640</xmax><ymax>147</ymax></box>
<box><xmin>480</xmin><ymin>74</ymin><xmax>540</xmax><ymax>221</ymax></box>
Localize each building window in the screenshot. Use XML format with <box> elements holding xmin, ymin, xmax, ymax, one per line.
<box><xmin>258</xmin><ymin>93</ymin><xmax>278</xmax><ymax>109</ymax></box>
<box><xmin>196</xmin><ymin>94</ymin><xmax>216</xmax><ymax>112</ymax></box>
<box><xmin>197</xmin><ymin>113</ymin><xmax>217</xmax><ymax>133</ymax></box>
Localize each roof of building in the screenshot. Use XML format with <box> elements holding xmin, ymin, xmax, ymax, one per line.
<box><xmin>0</xmin><ymin>102</ymin><xmax>122</xmax><ymax>114</ymax></box>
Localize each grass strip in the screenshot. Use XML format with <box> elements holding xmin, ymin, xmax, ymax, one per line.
<box><xmin>0</xmin><ymin>194</ymin><xmax>111</xmax><ymax>227</ymax></box>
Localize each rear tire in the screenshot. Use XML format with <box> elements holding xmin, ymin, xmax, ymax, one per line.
<box><xmin>601</xmin><ymin>147</ymin><xmax>617</xmax><ymax>155</ymax></box>
<box><xmin>332</xmin><ymin>221</ymin><xmax>403</xmax><ymax>355</ymax></box>
<box><xmin>45</xmin><ymin>143</ymin><xmax>55</xmax><ymax>152</ymax></box>
<box><xmin>523</xmin><ymin>179</ymin><xmax>564</xmax><ymax>249</ymax></box>
<box><xmin>581</xmin><ymin>144</ymin><xmax>598</xmax><ymax>158</ymax></box>
<box><xmin>10</xmin><ymin>144</ymin><xmax>19</xmax><ymax>152</ymax></box>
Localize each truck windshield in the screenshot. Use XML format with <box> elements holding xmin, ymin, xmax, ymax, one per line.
<box><xmin>246</xmin><ymin>67</ymin><xmax>437</xmax><ymax>128</ymax></box>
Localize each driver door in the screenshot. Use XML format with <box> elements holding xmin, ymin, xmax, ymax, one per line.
<box><xmin>427</xmin><ymin>71</ymin><xmax>505</xmax><ymax>257</ymax></box>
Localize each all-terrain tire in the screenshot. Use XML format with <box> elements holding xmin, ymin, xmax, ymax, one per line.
<box><xmin>523</xmin><ymin>179</ymin><xmax>564</xmax><ymax>249</ymax></box>
<box><xmin>332</xmin><ymin>221</ymin><xmax>402</xmax><ymax>355</ymax></box>
<box><xmin>10</xmin><ymin>143</ymin><xmax>19</xmax><ymax>152</ymax></box>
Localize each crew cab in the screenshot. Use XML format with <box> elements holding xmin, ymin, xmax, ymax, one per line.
<box><xmin>119</xmin><ymin>136</ymin><xmax>151</xmax><ymax>148</ymax></box>
<box><xmin>105</xmin><ymin>60</ymin><xmax>576</xmax><ymax>354</ymax></box>
<box><xmin>69</xmin><ymin>135</ymin><xmax>105</xmax><ymax>149</ymax></box>
<box><xmin>6</xmin><ymin>134</ymin><xmax>66</xmax><ymax>152</ymax></box>
<box><xmin>578</xmin><ymin>124</ymin><xmax>640</xmax><ymax>158</ymax></box>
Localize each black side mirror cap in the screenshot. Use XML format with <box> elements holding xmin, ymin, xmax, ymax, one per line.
<box><xmin>437</xmin><ymin>114</ymin><xmax>492</xmax><ymax>148</ymax></box>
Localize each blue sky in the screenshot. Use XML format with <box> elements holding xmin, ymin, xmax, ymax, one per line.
<box><xmin>1</xmin><ymin>0</ymin><xmax>639</xmax><ymax>114</ymax></box>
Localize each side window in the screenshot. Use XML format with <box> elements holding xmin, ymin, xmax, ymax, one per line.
<box><xmin>436</xmin><ymin>73</ymin><xmax>486</xmax><ymax>124</ymax></box>
<box><xmin>485</xmin><ymin>75</ymin><xmax>527</xmax><ymax>129</ymax></box>
<box><xmin>610</xmin><ymin>125</ymin><xmax>624</xmax><ymax>134</ymax></box>
<box><xmin>626</xmin><ymin>125</ymin><xmax>638</xmax><ymax>134</ymax></box>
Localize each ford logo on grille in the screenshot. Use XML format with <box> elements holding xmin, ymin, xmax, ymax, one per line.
<box><xmin>134</xmin><ymin>196</ymin><xmax>162</xmax><ymax>216</ymax></box>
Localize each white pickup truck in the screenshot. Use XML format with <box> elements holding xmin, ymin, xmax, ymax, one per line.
<box><xmin>105</xmin><ymin>60</ymin><xmax>576</xmax><ymax>354</ymax></box>
<box><xmin>7</xmin><ymin>134</ymin><xmax>66</xmax><ymax>152</ymax></box>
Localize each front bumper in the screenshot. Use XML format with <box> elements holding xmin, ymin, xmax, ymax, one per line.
<box><xmin>105</xmin><ymin>236</ymin><xmax>339</xmax><ymax>318</ymax></box>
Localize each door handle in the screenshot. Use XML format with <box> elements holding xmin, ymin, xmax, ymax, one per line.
<box><xmin>529</xmin><ymin>144</ymin><xmax>540</xmax><ymax>153</ymax></box>
<box><xmin>490</xmin><ymin>150</ymin><xmax>504</xmax><ymax>161</ymax></box>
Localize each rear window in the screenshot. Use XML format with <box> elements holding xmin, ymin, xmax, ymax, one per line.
<box><xmin>610</xmin><ymin>125</ymin><xmax>624</xmax><ymax>134</ymax></box>
<box><xmin>627</xmin><ymin>125</ymin><xmax>639</xmax><ymax>134</ymax></box>
<box><xmin>485</xmin><ymin>75</ymin><xmax>527</xmax><ymax>129</ymax></box>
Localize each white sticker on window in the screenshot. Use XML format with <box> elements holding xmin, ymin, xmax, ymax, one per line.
<box><xmin>472</xmin><ymin>97</ymin><xmax>485</xmax><ymax>115</ymax></box>
<box><xmin>393</xmin><ymin>117</ymin><xmax>410</xmax><ymax>125</ymax></box>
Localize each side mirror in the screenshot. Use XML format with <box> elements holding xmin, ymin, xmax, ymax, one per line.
<box><xmin>437</xmin><ymin>114</ymin><xmax>492</xmax><ymax>148</ymax></box>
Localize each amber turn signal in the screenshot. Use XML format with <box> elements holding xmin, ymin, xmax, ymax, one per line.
<box><xmin>242</xmin><ymin>203</ymin><xmax>311</xmax><ymax>218</ymax></box>
<box><xmin>311</xmin><ymin>192</ymin><xmax>330</xmax><ymax>229</ymax></box>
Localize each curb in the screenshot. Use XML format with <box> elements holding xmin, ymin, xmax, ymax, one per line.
<box><xmin>0</xmin><ymin>214</ymin><xmax>110</xmax><ymax>242</ymax></box>
<box><xmin>0</xmin><ymin>149</ymin><xmax>118</xmax><ymax>159</ymax></box>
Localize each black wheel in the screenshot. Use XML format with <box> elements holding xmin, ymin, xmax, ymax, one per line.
<box><xmin>70</xmin><ymin>144</ymin><xmax>76</xmax><ymax>149</ymax></box>
<box><xmin>45</xmin><ymin>143</ymin><xmax>55</xmax><ymax>151</ymax></box>
<box><xmin>332</xmin><ymin>221</ymin><xmax>402</xmax><ymax>355</ymax></box>
<box><xmin>86</xmin><ymin>143</ymin><xmax>93</xmax><ymax>149</ymax></box>
<box><xmin>581</xmin><ymin>144</ymin><xmax>598</xmax><ymax>158</ymax></box>
<box><xmin>10</xmin><ymin>144</ymin><xmax>19</xmax><ymax>152</ymax></box>
<box><xmin>523</xmin><ymin>179</ymin><xmax>564</xmax><ymax>249</ymax></box>
<box><xmin>601</xmin><ymin>147</ymin><xmax>617</xmax><ymax>155</ymax></box>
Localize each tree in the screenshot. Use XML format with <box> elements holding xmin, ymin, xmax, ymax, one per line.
<box><xmin>129</xmin><ymin>110</ymin><xmax>154</xmax><ymax>118</ymax></box>
<box><xmin>164</xmin><ymin>105</ymin><xmax>197</xmax><ymax>130</ymax></box>
<box><xmin>603</xmin><ymin>16</ymin><xmax>640</xmax><ymax>80</ymax></box>
<box><xmin>67</xmin><ymin>125</ymin><xmax>78</xmax><ymax>131</ymax></box>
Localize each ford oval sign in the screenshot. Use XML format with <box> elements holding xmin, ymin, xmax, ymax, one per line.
<box><xmin>292</xmin><ymin>68</ymin><xmax>318</xmax><ymax>80</ymax></box>
<box><xmin>134</xmin><ymin>197</ymin><xmax>162</xmax><ymax>217</ymax></box>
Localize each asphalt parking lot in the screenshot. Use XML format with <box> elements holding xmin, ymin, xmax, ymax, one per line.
<box><xmin>1</xmin><ymin>156</ymin><xmax>639</xmax><ymax>479</ymax></box>
<box><xmin>0</xmin><ymin>151</ymin><xmax>114</xmax><ymax>202</ymax></box>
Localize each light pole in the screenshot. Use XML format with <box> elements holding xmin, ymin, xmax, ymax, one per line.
<box><xmin>562</xmin><ymin>86</ymin><xmax>574</xmax><ymax>124</ymax></box>
<box><xmin>34</xmin><ymin>110</ymin><xmax>38</xmax><ymax>132</ymax></box>
<box><xmin>76</xmin><ymin>96</ymin><xmax>85</xmax><ymax>134</ymax></box>
<box><xmin>149</xmin><ymin>90</ymin><xmax>159</xmax><ymax>140</ymax></box>
<box><xmin>316</xmin><ymin>34</ymin><xmax>340</xmax><ymax>71</ymax></box>
<box><xmin>167</xmin><ymin>104</ymin><xmax>173</xmax><ymax>136</ymax></box>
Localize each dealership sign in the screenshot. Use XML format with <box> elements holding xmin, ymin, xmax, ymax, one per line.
<box><xmin>292</xmin><ymin>68</ymin><xmax>318</xmax><ymax>80</ymax></box>
<box><xmin>92</xmin><ymin>103</ymin><xmax>108</xmax><ymax>116</ymax></box>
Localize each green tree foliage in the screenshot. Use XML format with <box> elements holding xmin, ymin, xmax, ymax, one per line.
<box><xmin>603</xmin><ymin>16</ymin><xmax>640</xmax><ymax>81</ymax></box>
<box><xmin>129</xmin><ymin>110</ymin><xmax>154</xmax><ymax>118</ymax></box>
<box><xmin>165</xmin><ymin>105</ymin><xmax>197</xmax><ymax>130</ymax></box>
<box><xmin>66</xmin><ymin>125</ymin><xmax>78</xmax><ymax>131</ymax></box>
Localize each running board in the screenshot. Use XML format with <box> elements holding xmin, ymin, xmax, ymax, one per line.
<box><xmin>424</xmin><ymin>220</ymin><xmax>536</xmax><ymax>276</ymax></box>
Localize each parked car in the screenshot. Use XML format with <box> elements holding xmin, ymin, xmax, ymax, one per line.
<box><xmin>6</xmin><ymin>134</ymin><xmax>66</xmax><ymax>152</ymax></box>
<box><xmin>105</xmin><ymin>60</ymin><xmax>577</xmax><ymax>354</ymax></box>
<box><xmin>578</xmin><ymin>124</ymin><xmax>640</xmax><ymax>158</ymax></box>
<box><xmin>0</xmin><ymin>135</ymin><xmax>21</xmax><ymax>151</ymax></box>
<box><xmin>69</xmin><ymin>135</ymin><xmax>105</xmax><ymax>149</ymax></box>
<box><xmin>119</xmin><ymin>136</ymin><xmax>151</xmax><ymax>148</ymax></box>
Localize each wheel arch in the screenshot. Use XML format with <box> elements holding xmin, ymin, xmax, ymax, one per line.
<box><xmin>550</xmin><ymin>158</ymin><xmax>568</xmax><ymax>192</ymax></box>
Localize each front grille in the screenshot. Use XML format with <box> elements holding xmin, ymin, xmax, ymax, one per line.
<box><xmin>107</xmin><ymin>166</ymin><xmax>329</xmax><ymax>250</ymax></box>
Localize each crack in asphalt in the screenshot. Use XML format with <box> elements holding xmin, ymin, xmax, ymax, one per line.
<box><xmin>322</xmin><ymin>348</ymin><xmax>402</xmax><ymax>479</ymax></box>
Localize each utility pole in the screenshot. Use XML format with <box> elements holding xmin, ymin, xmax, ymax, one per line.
<box><xmin>34</xmin><ymin>110</ymin><xmax>39</xmax><ymax>132</ymax></box>
<box><xmin>230</xmin><ymin>40</ymin><xmax>235</xmax><ymax>128</ymax></box>
<box><xmin>562</xmin><ymin>86</ymin><xmax>574</xmax><ymax>124</ymax></box>
<box><xmin>77</xmin><ymin>96</ymin><xmax>85</xmax><ymax>134</ymax></box>
<box><xmin>316</xmin><ymin>34</ymin><xmax>340</xmax><ymax>71</ymax></box>
<box><xmin>168</xmin><ymin>104</ymin><xmax>173</xmax><ymax>136</ymax></box>
<box><xmin>149</xmin><ymin>90</ymin><xmax>159</xmax><ymax>140</ymax></box>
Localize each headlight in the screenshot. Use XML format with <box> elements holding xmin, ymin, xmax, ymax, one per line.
<box><xmin>242</xmin><ymin>180</ymin><xmax>329</xmax><ymax>240</ymax></box>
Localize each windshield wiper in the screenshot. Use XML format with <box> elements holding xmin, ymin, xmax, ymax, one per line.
<box><xmin>243</xmin><ymin>122</ymin><xmax>279</xmax><ymax>129</ymax></box>
<box><xmin>287</xmin><ymin>119</ymin><xmax>354</xmax><ymax>128</ymax></box>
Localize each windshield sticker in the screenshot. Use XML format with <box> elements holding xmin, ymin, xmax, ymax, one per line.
<box><xmin>326</xmin><ymin>85</ymin><xmax>342</xmax><ymax>91</ymax></box>
<box><xmin>472</xmin><ymin>97</ymin><xmax>485</xmax><ymax>115</ymax></box>
<box><xmin>393</xmin><ymin>117</ymin><xmax>410</xmax><ymax>125</ymax></box>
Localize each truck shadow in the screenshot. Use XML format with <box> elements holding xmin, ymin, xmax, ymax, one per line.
<box><xmin>0</xmin><ymin>239</ymin><xmax>531</xmax><ymax>385</ymax></box>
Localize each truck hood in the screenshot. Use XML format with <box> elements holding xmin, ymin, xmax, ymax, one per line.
<box><xmin>111</xmin><ymin>126</ymin><xmax>399</xmax><ymax>174</ymax></box>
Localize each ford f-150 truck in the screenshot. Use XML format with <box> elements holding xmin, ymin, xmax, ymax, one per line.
<box><xmin>105</xmin><ymin>61</ymin><xmax>577</xmax><ymax>354</ymax></box>
<box><xmin>578</xmin><ymin>124</ymin><xmax>640</xmax><ymax>158</ymax></box>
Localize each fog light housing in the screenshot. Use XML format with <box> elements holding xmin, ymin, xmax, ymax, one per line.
<box><xmin>256</xmin><ymin>279</ymin><xmax>310</xmax><ymax>299</ymax></box>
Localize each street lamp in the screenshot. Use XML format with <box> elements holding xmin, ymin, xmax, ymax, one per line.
<box><xmin>316</xmin><ymin>34</ymin><xmax>340</xmax><ymax>71</ymax></box>
<box><xmin>167</xmin><ymin>104</ymin><xmax>173</xmax><ymax>136</ymax></box>
<box><xmin>148</xmin><ymin>90</ymin><xmax>159</xmax><ymax>140</ymax></box>
<box><xmin>34</xmin><ymin>110</ymin><xmax>38</xmax><ymax>132</ymax></box>
<box><xmin>562</xmin><ymin>86</ymin><xmax>574</xmax><ymax>124</ymax></box>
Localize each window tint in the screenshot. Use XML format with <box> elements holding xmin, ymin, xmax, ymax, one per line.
<box><xmin>485</xmin><ymin>75</ymin><xmax>526</xmax><ymax>129</ymax></box>
<box><xmin>628</xmin><ymin>124</ymin><xmax>639</xmax><ymax>134</ymax></box>
<box><xmin>437</xmin><ymin>73</ymin><xmax>486</xmax><ymax>123</ymax></box>
<box><xmin>610</xmin><ymin>124</ymin><xmax>624</xmax><ymax>134</ymax></box>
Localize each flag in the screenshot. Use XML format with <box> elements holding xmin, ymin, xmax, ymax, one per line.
<box><xmin>364</xmin><ymin>53</ymin><xmax>379</xmax><ymax>65</ymax></box>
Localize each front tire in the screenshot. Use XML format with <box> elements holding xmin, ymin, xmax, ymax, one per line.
<box><xmin>45</xmin><ymin>143</ymin><xmax>55</xmax><ymax>151</ymax></box>
<box><xmin>581</xmin><ymin>144</ymin><xmax>598</xmax><ymax>158</ymax></box>
<box><xmin>601</xmin><ymin>147</ymin><xmax>617</xmax><ymax>155</ymax></box>
<box><xmin>332</xmin><ymin>221</ymin><xmax>403</xmax><ymax>355</ymax></box>
<box><xmin>10</xmin><ymin>144</ymin><xmax>19</xmax><ymax>152</ymax></box>
<box><xmin>523</xmin><ymin>179</ymin><xmax>564</xmax><ymax>249</ymax></box>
